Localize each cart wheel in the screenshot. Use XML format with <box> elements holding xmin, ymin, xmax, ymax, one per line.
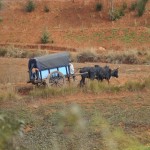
<box><xmin>46</xmin><ymin>71</ymin><xmax>65</xmax><ymax>87</ymax></box>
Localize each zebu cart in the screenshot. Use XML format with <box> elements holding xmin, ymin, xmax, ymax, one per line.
<box><xmin>27</xmin><ymin>52</ymin><xmax>75</xmax><ymax>87</ymax></box>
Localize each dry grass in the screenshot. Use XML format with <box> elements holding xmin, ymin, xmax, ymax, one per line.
<box><xmin>0</xmin><ymin>58</ymin><xmax>28</xmax><ymax>84</ymax></box>
<box><xmin>29</xmin><ymin>77</ymin><xmax>150</xmax><ymax>99</ymax></box>
<box><xmin>0</xmin><ymin>84</ymin><xmax>21</xmax><ymax>101</ymax></box>
<box><xmin>0</xmin><ymin>69</ymin><xmax>150</xmax><ymax>149</ymax></box>
<box><xmin>1</xmin><ymin>47</ymin><xmax>150</xmax><ymax>65</ymax></box>
<box><xmin>0</xmin><ymin>47</ymin><xmax>48</xmax><ymax>58</ymax></box>
<box><xmin>72</xmin><ymin>48</ymin><xmax>150</xmax><ymax>64</ymax></box>
<box><xmin>99</xmin><ymin>49</ymin><xmax>150</xmax><ymax>64</ymax></box>
<box><xmin>76</xmin><ymin>48</ymin><xmax>98</xmax><ymax>63</ymax></box>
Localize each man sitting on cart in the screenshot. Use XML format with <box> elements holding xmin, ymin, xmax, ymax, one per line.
<box><xmin>32</xmin><ymin>67</ymin><xmax>39</xmax><ymax>80</ymax></box>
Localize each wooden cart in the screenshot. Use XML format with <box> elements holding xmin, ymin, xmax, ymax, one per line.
<box><xmin>27</xmin><ymin>52</ymin><xmax>78</xmax><ymax>87</ymax></box>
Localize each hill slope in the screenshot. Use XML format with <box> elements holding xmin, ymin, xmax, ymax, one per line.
<box><xmin>0</xmin><ymin>0</ymin><xmax>150</xmax><ymax>50</ymax></box>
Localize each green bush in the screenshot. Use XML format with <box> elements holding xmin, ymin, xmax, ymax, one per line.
<box><xmin>119</xmin><ymin>8</ymin><xmax>125</xmax><ymax>16</ymax></box>
<box><xmin>0</xmin><ymin>0</ymin><xmax>2</xmax><ymax>10</ymax></box>
<box><xmin>25</xmin><ymin>0</ymin><xmax>35</xmax><ymax>12</ymax></box>
<box><xmin>129</xmin><ymin>2</ymin><xmax>137</xmax><ymax>11</ymax></box>
<box><xmin>137</xmin><ymin>0</ymin><xmax>148</xmax><ymax>17</ymax></box>
<box><xmin>143</xmin><ymin>77</ymin><xmax>150</xmax><ymax>88</ymax></box>
<box><xmin>122</xmin><ymin>2</ymin><xmax>127</xmax><ymax>10</ymax></box>
<box><xmin>41</xmin><ymin>31</ymin><xmax>50</xmax><ymax>44</ymax></box>
<box><xmin>95</xmin><ymin>2</ymin><xmax>103</xmax><ymax>11</ymax></box>
<box><xmin>44</xmin><ymin>5</ymin><xmax>50</xmax><ymax>13</ymax></box>
<box><xmin>0</xmin><ymin>48</ymin><xmax>7</xmax><ymax>57</ymax></box>
<box><xmin>111</xmin><ymin>9</ymin><xmax>124</xmax><ymax>21</ymax></box>
<box><xmin>0</xmin><ymin>17</ymin><xmax>2</xmax><ymax>23</ymax></box>
<box><xmin>0</xmin><ymin>114</ymin><xmax>24</xmax><ymax>150</ymax></box>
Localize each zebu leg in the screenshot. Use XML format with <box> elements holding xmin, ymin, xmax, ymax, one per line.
<box><xmin>106</xmin><ymin>79</ymin><xmax>110</xmax><ymax>84</ymax></box>
<box><xmin>80</xmin><ymin>76</ymin><xmax>85</xmax><ymax>87</ymax></box>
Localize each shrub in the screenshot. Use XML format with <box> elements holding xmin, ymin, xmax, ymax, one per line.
<box><xmin>95</xmin><ymin>2</ymin><xmax>103</xmax><ymax>12</ymax></box>
<box><xmin>119</xmin><ymin>8</ymin><xmax>125</xmax><ymax>16</ymax></box>
<box><xmin>0</xmin><ymin>0</ymin><xmax>2</xmax><ymax>10</ymax></box>
<box><xmin>0</xmin><ymin>114</ymin><xmax>24</xmax><ymax>150</ymax></box>
<box><xmin>77</xmin><ymin>51</ymin><xmax>98</xmax><ymax>63</ymax></box>
<box><xmin>143</xmin><ymin>77</ymin><xmax>150</xmax><ymax>88</ymax></box>
<box><xmin>124</xmin><ymin>81</ymin><xmax>145</xmax><ymax>91</ymax></box>
<box><xmin>0</xmin><ymin>47</ymin><xmax>47</xmax><ymax>58</ymax></box>
<box><xmin>137</xmin><ymin>0</ymin><xmax>148</xmax><ymax>17</ymax></box>
<box><xmin>122</xmin><ymin>2</ymin><xmax>127</xmax><ymax>10</ymax></box>
<box><xmin>0</xmin><ymin>17</ymin><xmax>2</xmax><ymax>22</ymax></box>
<box><xmin>44</xmin><ymin>5</ymin><xmax>50</xmax><ymax>13</ymax></box>
<box><xmin>41</xmin><ymin>31</ymin><xmax>49</xmax><ymax>44</ymax></box>
<box><xmin>0</xmin><ymin>48</ymin><xmax>7</xmax><ymax>57</ymax></box>
<box><xmin>25</xmin><ymin>0</ymin><xmax>35</xmax><ymax>12</ymax></box>
<box><xmin>129</xmin><ymin>2</ymin><xmax>137</xmax><ymax>11</ymax></box>
<box><xmin>105</xmin><ymin>51</ymin><xmax>139</xmax><ymax>64</ymax></box>
<box><xmin>41</xmin><ymin>30</ymin><xmax>53</xmax><ymax>44</ymax></box>
<box><xmin>110</xmin><ymin>8</ymin><xmax>125</xmax><ymax>21</ymax></box>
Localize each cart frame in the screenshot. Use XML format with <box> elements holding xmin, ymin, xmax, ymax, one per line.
<box><xmin>27</xmin><ymin>52</ymin><xmax>73</xmax><ymax>87</ymax></box>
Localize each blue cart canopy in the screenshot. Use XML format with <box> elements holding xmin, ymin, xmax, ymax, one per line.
<box><xmin>28</xmin><ymin>52</ymin><xmax>70</xmax><ymax>71</ymax></box>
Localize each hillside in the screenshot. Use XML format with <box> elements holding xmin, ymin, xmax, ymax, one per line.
<box><xmin>0</xmin><ymin>0</ymin><xmax>150</xmax><ymax>50</ymax></box>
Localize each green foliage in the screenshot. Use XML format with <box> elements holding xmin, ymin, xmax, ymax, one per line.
<box><xmin>82</xmin><ymin>80</ymin><xmax>121</xmax><ymax>94</ymax></box>
<box><xmin>143</xmin><ymin>77</ymin><xmax>150</xmax><ymax>88</ymax></box>
<box><xmin>111</xmin><ymin>8</ymin><xmax>125</xmax><ymax>21</ymax></box>
<box><xmin>124</xmin><ymin>81</ymin><xmax>145</xmax><ymax>91</ymax></box>
<box><xmin>95</xmin><ymin>2</ymin><xmax>103</xmax><ymax>12</ymax></box>
<box><xmin>0</xmin><ymin>17</ymin><xmax>3</xmax><ymax>23</ymax></box>
<box><xmin>57</xmin><ymin>104</ymin><xmax>86</xmax><ymax>133</ymax></box>
<box><xmin>44</xmin><ymin>5</ymin><xmax>50</xmax><ymax>12</ymax></box>
<box><xmin>41</xmin><ymin>31</ymin><xmax>53</xmax><ymax>44</ymax></box>
<box><xmin>0</xmin><ymin>114</ymin><xmax>24</xmax><ymax>150</ymax></box>
<box><xmin>119</xmin><ymin>8</ymin><xmax>125</xmax><ymax>16</ymax></box>
<box><xmin>113</xmin><ymin>129</ymin><xmax>147</xmax><ymax>150</ymax></box>
<box><xmin>25</xmin><ymin>0</ymin><xmax>35</xmax><ymax>12</ymax></box>
<box><xmin>0</xmin><ymin>48</ymin><xmax>7</xmax><ymax>57</ymax></box>
<box><xmin>129</xmin><ymin>2</ymin><xmax>137</xmax><ymax>11</ymax></box>
<box><xmin>137</xmin><ymin>0</ymin><xmax>148</xmax><ymax>17</ymax></box>
<box><xmin>122</xmin><ymin>2</ymin><xmax>128</xmax><ymax>10</ymax></box>
<box><xmin>0</xmin><ymin>0</ymin><xmax>2</xmax><ymax>10</ymax></box>
<box><xmin>29</xmin><ymin>85</ymin><xmax>79</xmax><ymax>99</ymax></box>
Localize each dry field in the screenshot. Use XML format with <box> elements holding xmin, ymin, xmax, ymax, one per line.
<box><xmin>0</xmin><ymin>57</ymin><xmax>150</xmax><ymax>150</ymax></box>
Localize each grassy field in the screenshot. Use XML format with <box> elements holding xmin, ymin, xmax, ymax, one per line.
<box><xmin>0</xmin><ymin>57</ymin><xmax>150</xmax><ymax>150</ymax></box>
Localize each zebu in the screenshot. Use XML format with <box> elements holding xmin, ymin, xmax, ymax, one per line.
<box><xmin>80</xmin><ymin>65</ymin><xmax>119</xmax><ymax>86</ymax></box>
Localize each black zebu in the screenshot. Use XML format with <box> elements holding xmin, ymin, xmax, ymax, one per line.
<box><xmin>79</xmin><ymin>65</ymin><xmax>119</xmax><ymax>86</ymax></box>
